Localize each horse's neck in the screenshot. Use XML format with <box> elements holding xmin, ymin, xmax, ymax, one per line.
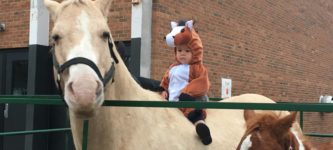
<box><xmin>69</xmin><ymin>108</ymin><xmax>116</xmax><ymax>150</ymax></box>
<box><xmin>105</xmin><ymin>61</ymin><xmax>148</xmax><ymax>100</ymax></box>
<box><xmin>104</xmin><ymin>57</ymin><xmax>163</xmax><ymax>101</ymax></box>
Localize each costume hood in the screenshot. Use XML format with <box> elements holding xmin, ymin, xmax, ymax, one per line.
<box><xmin>165</xmin><ymin>20</ymin><xmax>203</xmax><ymax>64</ymax></box>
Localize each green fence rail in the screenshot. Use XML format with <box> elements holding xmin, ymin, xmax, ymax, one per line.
<box><xmin>0</xmin><ymin>128</ymin><xmax>71</xmax><ymax>136</ymax></box>
<box><xmin>1</xmin><ymin>95</ymin><xmax>333</xmax><ymax>150</ymax></box>
<box><xmin>1</xmin><ymin>96</ymin><xmax>332</xmax><ymax>112</ymax></box>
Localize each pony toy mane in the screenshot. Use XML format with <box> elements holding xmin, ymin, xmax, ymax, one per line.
<box><xmin>164</xmin><ymin>20</ymin><xmax>204</xmax><ymax>64</ymax></box>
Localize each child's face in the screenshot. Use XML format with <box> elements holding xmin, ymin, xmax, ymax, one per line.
<box><xmin>176</xmin><ymin>44</ymin><xmax>192</xmax><ymax>64</ymax></box>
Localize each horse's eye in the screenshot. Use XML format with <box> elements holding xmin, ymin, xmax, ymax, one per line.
<box><xmin>102</xmin><ymin>31</ymin><xmax>110</xmax><ymax>39</ymax></box>
<box><xmin>181</xmin><ymin>28</ymin><xmax>185</xmax><ymax>33</ymax></box>
<box><xmin>253</xmin><ymin>125</ymin><xmax>261</xmax><ymax>132</ymax></box>
<box><xmin>52</xmin><ymin>34</ymin><xmax>61</xmax><ymax>42</ymax></box>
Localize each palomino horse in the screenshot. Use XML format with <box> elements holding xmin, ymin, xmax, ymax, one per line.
<box><xmin>237</xmin><ymin>110</ymin><xmax>314</xmax><ymax>150</ymax></box>
<box><xmin>44</xmin><ymin>0</ymin><xmax>290</xmax><ymax>149</ymax></box>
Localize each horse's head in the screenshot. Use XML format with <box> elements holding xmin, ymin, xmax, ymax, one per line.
<box><xmin>44</xmin><ymin>0</ymin><xmax>115</xmax><ymax>118</ymax></box>
<box><xmin>164</xmin><ymin>20</ymin><xmax>194</xmax><ymax>48</ymax></box>
<box><xmin>237</xmin><ymin>110</ymin><xmax>308</xmax><ymax>150</ymax></box>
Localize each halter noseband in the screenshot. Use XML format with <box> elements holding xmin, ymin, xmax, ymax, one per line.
<box><xmin>51</xmin><ymin>38</ymin><xmax>119</xmax><ymax>100</ymax></box>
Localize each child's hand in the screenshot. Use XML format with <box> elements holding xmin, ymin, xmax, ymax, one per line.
<box><xmin>161</xmin><ymin>91</ymin><xmax>168</xmax><ymax>99</ymax></box>
<box><xmin>179</xmin><ymin>93</ymin><xmax>196</xmax><ymax>101</ymax></box>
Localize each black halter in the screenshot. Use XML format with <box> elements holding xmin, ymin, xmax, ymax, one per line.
<box><xmin>51</xmin><ymin>39</ymin><xmax>119</xmax><ymax>100</ymax></box>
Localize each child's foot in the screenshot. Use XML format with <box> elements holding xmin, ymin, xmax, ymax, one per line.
<box><xmin>195</xmin><ymin>121</ymin><xmax>212</xmax><ymax>145</ymax></box>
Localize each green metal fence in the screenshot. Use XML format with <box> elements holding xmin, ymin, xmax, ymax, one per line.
<box><xmin>1</xmin><ymin>95</ymin><xmax>333</xmax><ymax>150</ymax></box>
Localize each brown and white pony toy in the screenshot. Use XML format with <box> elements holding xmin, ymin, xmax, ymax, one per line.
<box><xmin>237</xmin><ymin>110</ymin><xmax>314</xmax><ymax>150</ymax></box>
<box><xmin>44</xmin><ymin>0</ymin><xmax>288</xmax><ymax>149</ymax></box>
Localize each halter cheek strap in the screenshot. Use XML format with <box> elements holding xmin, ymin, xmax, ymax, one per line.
<box><xmin>289</xmin><ymin>134</ymin><xmax>294</xmax><ymax>150</ymax></box>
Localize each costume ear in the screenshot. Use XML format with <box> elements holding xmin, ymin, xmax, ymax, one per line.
<box><xmin>171</xmin><ymin>21</ymin><xmax>178</xmax><ymax>29</ymax></box>
<box><xmin>44</xmin><ymin>0</ymin><xmax>60</xmax><ymax>21</ymax></box>
<box><xmin>185</xmin><ymin>20</ymin><xmax>194</xmax><ymax>31</ymax></box>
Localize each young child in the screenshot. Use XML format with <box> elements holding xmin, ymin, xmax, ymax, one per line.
<box><xmin>160</xmin><ymin>20</ymin><xmax>212</xmax><ymax>145</ymax></box>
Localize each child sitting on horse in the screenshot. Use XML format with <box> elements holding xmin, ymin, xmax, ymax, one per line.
<box><xmin>160</xmin><ymin>20</ymin><xmax>212</xmax><ymax>145</ymax></box>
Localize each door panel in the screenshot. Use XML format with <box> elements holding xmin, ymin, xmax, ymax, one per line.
<box><xmin>0</xmin><ymin>49</ymin><xmax>28</xmax><ymax>150</ymax></box>
<box><xmin>0</xmin><ymin>48</ymin><xmax>74</xmax><ymax>150</ymax></box>
<box><xmin>4</xmin><ymin>54</ymin><xmax>28</xmax><ymax>150</ymax></box>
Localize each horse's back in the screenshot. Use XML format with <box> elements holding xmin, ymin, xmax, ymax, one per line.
<box><xmin>222</xmin><ymin>93</ymin><xmax>275</xmax><ymax>103</ymax></box>
<box><xmin>205</xmin><ymin>94</ymin><xmax>277</xmax><ymax>149</ymax></box>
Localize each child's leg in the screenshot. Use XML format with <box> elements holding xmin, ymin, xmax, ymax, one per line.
<box><xmin>182</xmin><ymin>109</ymin><xmax>212</xmax><ymax>145</ymax></box>
<box><xmin>194</xmin><ymin>120</ymin><xmax>212</xmax><ymax>145</ymax></box>
<box><xmin>181</xmin><ymin>108</ymin><xmax>206</xmax><ymax>124</ymax></box>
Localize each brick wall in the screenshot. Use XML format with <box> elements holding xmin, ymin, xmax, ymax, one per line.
<box><xmin>0</xmin><ymin>0</ymin><xmax>131</xmax><ymax>50</ymax></box>
<box><xmin>0</xmin><ymin>0</ymin><xmax>30</xmax><ymax>49</ymax></box>
<box><xmin>108</xmin><ymin>0</ymin><xmax>131</xmax><ymax>41</ymax></box>
<box><xmin>151</xmin><ymin>0</ymin><xmax>333</xmax><ymax>144</ymax></box>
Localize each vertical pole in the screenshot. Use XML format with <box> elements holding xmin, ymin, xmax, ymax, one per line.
<box><xmin>26</xmin><ymin>0</ymin><xmax>51</xmax><ymax>150</ymax></box>
<box><xmin>82</xmin><ymin>120</ymin><xmax>89</xmax><ymax>150</ymax></box>
<box><xmin>64</xmin><ymin>109</ymin><xmax>70</xmax><ymax>150</ymax></box>
<box><xmin>130</xmin><ymin>0</ymin><xmax>152</xmax><ymax>78</ymax></box>
<box><xmin>299</xmin><ymin>111</ymin><xmax>303</xmax><ymax>130</ymax></box>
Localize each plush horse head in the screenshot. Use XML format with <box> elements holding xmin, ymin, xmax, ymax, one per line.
<box><xmin>237</xmin><ymin>110</ymin><xmax>313</xmax><ymax>150</ymax></box>
<box><xmin>164</xmin><ymin>20</ymin><xmax>203</xmax><ymax>64</ymax></box>
<box><xmin>165</xmin><ymin>20</ymin><xmax>194</xmax><ymax>47</ymax></box>
<box><xmin>44</xmin><ymin>0</ymin><xmax>115</xmax><ymax>118</ymax></box>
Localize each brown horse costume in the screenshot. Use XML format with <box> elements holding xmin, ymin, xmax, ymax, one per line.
<box><xmin>44</xmin><ymin>0</ymin><xmax>296</xmax><ymax>149</ymax></box>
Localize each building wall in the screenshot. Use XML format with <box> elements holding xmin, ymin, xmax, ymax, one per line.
<box><xmin>0</xmin><ymin>0</ymin><xmax>131</xmax><ymax>49</ymax></box>
<box><xmin>151</xmin><ymin>0</ymin><xmax>333</xmax><ymax>144</ymax></box>
<box><xmin>0</xmin><ymin>0</ymin><xmax>30</xmax><ymax>49</ymax></box>
<box><xmin>108</xmin><ymin>0</ymin><xmax>132</xmax><ymax>41</ymax></box>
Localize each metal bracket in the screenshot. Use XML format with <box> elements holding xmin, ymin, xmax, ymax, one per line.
<box><xmin>132</xmin><ymin>0</ymin><xmax>140</xmax><ymax>5</ymax></box>
<box><xmin>4</xmin><ymin>103</ymin><xmax>9</xmax><ymax>118</ymax></box>
<box><xmin>0</xmin><ymin>22</ymin><xmax>5</xmax><ymax>32</ymax></box>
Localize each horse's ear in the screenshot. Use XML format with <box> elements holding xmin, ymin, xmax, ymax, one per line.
<box><xmin>44</xmin><ymin>0</ymin><xmax>60</xmax><ymax>21</ymax></box>
<box><xmin>94</xmin><ymin>0</ymin><xmax>113</xmax><ymax>17</ymax></box>
<box><xmin>276</xmin><ymin>111</ymin><xmax>297</xmax><ymax>131</ymax></box>
<box><xmin>244</xmin><ymin>109</ymin><xmax>256</xmax><ymax>122</ymax></box>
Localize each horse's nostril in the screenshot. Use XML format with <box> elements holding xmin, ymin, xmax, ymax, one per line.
<box><xmin>68</xmin><ymin>82</ymin><xmax>74</xmax><ymax>95</ymax></box>
<box><xmin>95</xmin><ymin>81</ymin><xmax>102</xmax><ymax>96</ymax></box>
<box><xmin>172</xmin><ymin>36</ymin><xmax>175</xmax><ymax>38</ymax></box>
<box><xmin>163</xmin><ymin>36</ymin><xmax>166</xmax><ymax>40</ymax></box>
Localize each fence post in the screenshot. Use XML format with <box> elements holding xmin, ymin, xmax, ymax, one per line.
<box><xmin>82</xmin><ymin>120</ymin><xmax>89</xmax><ymax>150</ymax></box>
<box><xmin>300</xmin><ymin>111</ymin><xmax>303</xmax><ymax>130</ymax></box>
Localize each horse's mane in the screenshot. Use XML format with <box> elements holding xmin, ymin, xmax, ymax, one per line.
<box><xmin>177</xmin><ymin>20</ymin><xmax>187</xmax><ymax>26</ymax></box>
